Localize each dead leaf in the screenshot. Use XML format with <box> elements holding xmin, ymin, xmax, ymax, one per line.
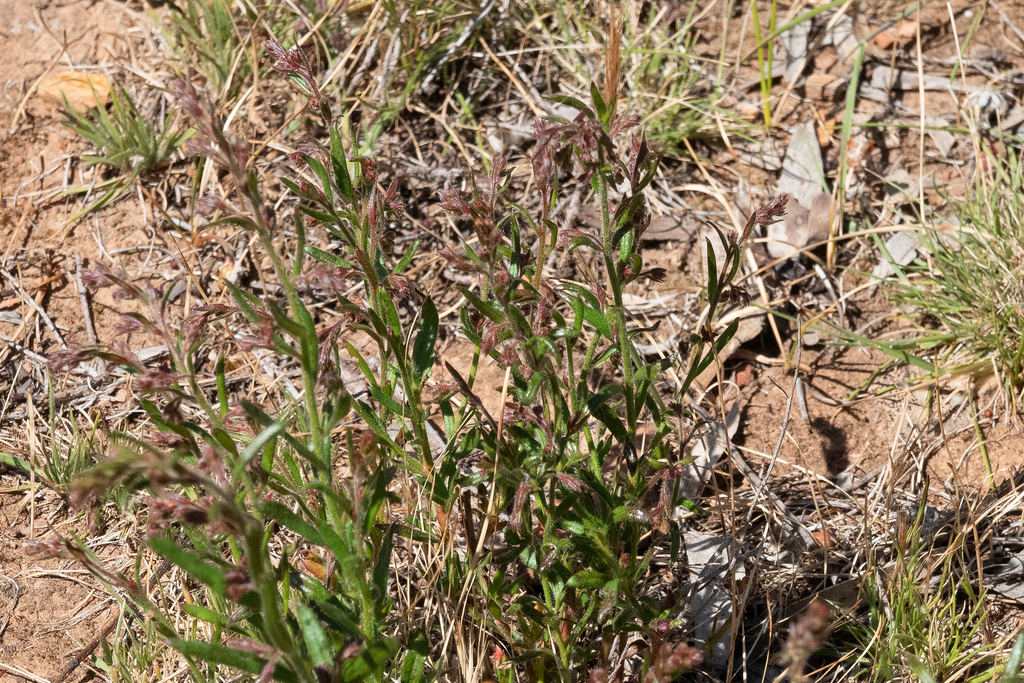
<box><xmin>874</xmin><ymin>29</ymin><xmax>895</xmax><ymax>50</ymax></box>
<box><xmin>777</xmin><ymin>120</ymin><xmax>824</xmax><ymax>210</ymax></box>
<box><xmin>735</xmin><ymin>363</ymin><xmax>754</xmax><ymax>388</ymax></box>
<box><xmin>780</xmin><ymin>20</ymin><xmax>810</xmax><ymax>83</ymax></box>
<box><xmin>37</xmin><ymin>72</ymin><xmax>111</xmax><ymax>115</ymax></box>
<box><xmin>766</xmin><ymin>191</ymin><xmax>832</xmax><ymax>261</ymax></box>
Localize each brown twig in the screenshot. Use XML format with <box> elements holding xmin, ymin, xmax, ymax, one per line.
<box><xmin>74</xmin><ymin>252</ymin><xmax>96</xmax><ymax>345</ymax></box>
<box><xmin>0</xmin><ymin>269</ymin><xmax>66</xmax><ymax>349</ymax></box>
<box><xmin>51</xmin><ymin>610</ymin><xmax>119</xmax><ymax>683</ymax></box>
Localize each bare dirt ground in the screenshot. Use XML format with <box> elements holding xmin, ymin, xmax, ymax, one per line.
<box><xmin>3</xmin><ymin>0</ymin><xmax>1024</xmax><ymax>681</ymax></box>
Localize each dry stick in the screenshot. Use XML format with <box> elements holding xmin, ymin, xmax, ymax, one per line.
<box><xmin>0</xmin><ymin>270</ymin><xmax>66</xmax><ymax>349</ymax></box>
<box><xmin>74</xmin><ymin>253</ymin><xmax>96</xmax><ymax>345</ymax></box>
<box><xmin>746</xmin><ymin>328</ymin><xmax>804</xmax><ymax>531</ymax></box>
<box><xmin>990</xmin><ymin>0</ymin><xmax>1024</xmax><ymax>48</ymax></box>
<box><xmin>27</xmin><ymin>390</ymin><xmax>36</xmax><ymax>542</ymax></box>
<box><xmin>0</xmin><ymin>662</ymin><xmax>50</xmax><ymax>683</ymax></box>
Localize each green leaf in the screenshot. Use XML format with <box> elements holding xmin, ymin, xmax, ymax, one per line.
<box><xmin>457</xmin><ymin>285</ymin><xmax>504</xmax><ymax>324</ymax></box>
<box><xmin>412</xmin><ymin>297</ymin><xmax>439</xmax><ymax>381</ymax></box>
<box><xmin>688</xmin><ymin>319</ymin><xmax>739</xmax><ymax>382</ymax></box>
<box><xmin>240</xmin><ymin>400</ymin><xmax>314</xmax><ymax>462</ymax></box>
<box><xmin>238</xmin><ymin>421</ymin><xmax>284</xmax><ymax>479</ymax></box>
<box><xmin>305</xmin><ymin>156</ymin><xmax>333</xmax><ymax>205</ymax></box>
<box><xmin>581</xmin><ymin>304</ymin><xmax>612</xmax><ymax>339</ymax></box>
<box><xmin>182</xmin><ymin>603</ymin><xmax>228</xmax><ymax>627</ymax></box>
<box><xmin>170</xmin><ymin>639</ymin><xmax>297</xmax><ymax>683</ymax></box>
<box><xmin>907</xmin><ymin>656</ymin><xmax>937</xmax><ymax>683</ymax></box>
<box><xmin>330</xmin><ymin>124</ymin><xmax>354</xmax><ymax>202</ymax></box>
<box><xmin>400</xmin><ymin>630</ymin><xmax>429</xmax><ymax>683</ymax></box>
<box><xmin>1006</xmin><ymin>633</ymin><xmax>1024</xmax><ymax>683</ymax></box>
<box><xmin>705</xmin><ymin>237</ymin><xmax>719</xmax><ymax>300</ymax></box>
<box><xmin>372</xmin><ymin>524</ymin><xmax>394</xmax><ymax>602</ymax></box>
<box><xmin>568</xmin><ymin>568</ymin><xmax>607</xmax><ymax>588</ymax></box>
<box><xmin>362</xmin><ymin>467</ymin><xmax>398</xmax><ymax>535</ymax></box>
<box><xmin>369</xmin><ymin>385</ymin><xmax>406</xmax><ymax>415</ymax></box>
<box><xmin>305</xmin><ymin>245</ymin><xmax>356</xmax><ymax>268</ymax></box>
<box><xmin>341</xmin><ymin>639</ymin><xmax>399</xmax><ymax>682</ymax></box>
<box><xmin>352</xmin><ymin>400</ymin><xmax>402</xmax><ymax>454</ymax></box>
<box><xmin>260</xmin><ymin>501</ymin><xmax>326</xmax><ymax>546</ymax></box>
<box><xmin>149</xmin><ymin>537</ymin><xmax>226</xmax><ymax>597</ymax></box>
<box><xmin>393</xmin><ymin>239</ymin><xmax>420</xmax><ymax>274</ymax></box>
<box><xmin>589</xmin><ymin>403</ymin><xmax>629</xmax><ymax>444</ymax></box>
<box><xmin>293</xmin><ymin>212</ymin><xmax>307</xmax><ymax>277</ymax></box>
<box><xmin>224</xmin><ymin>280</ymin><xmax>264</xmax><ymax>322</ymax></box>
<box><xmin>296</xmin><ymin>604</ymin><xmax>333</xmax><ymax>667</ymax></box>
<box><xmin>590</xmin><ymin>81</ymin><xmax>607</xmax><ymax>121</ymax></box>
<box><xmin>0</xmin><ymin>451</ymin><xmax>31</xmax><ymax>474</ymax></box>
<box><xmin>378</xmin><ymin>289</ymin><xmax>402</xmax><ymax>337</ymax></box>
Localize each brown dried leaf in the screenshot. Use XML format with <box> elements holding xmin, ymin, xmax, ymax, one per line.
<box><xmin>37</xmin><ymin>72</ymin><xmax>111</xmax><ymax>114</ymax></box>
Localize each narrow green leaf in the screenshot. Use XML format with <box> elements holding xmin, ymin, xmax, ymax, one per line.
<box><xmin>1004</xmin><ymin>632</ymin><xmax>1024</xmax><ymax>682</ymax></box>
<box><xmin>305</xmin><ymin>156</ymin><xmax>333</xmax><ymax>204</ymax></box>
<box><xmin>705</xmin><ymin>237</ymin><xmax>718</xmax><ymax>300</ymax></box>
<box><xmin>568</xmin><ymin>568</ymin><xmax>606</xmax><ymax>588</ymax></box>
<box><xmin>412</xmin><ymin>297</ymin><xmax>438</xmax><ymax>381</ymax></box>
<box><xmin>305</xmin><ymin>245</ymin><xmax>355</xmax><ymax>269</ymax></box>
<box><xmin>393</xmin><ymin>239</ymin><xmax>420</xmax><ymax>274</ymax></box>
<box><xmin>170</xmin><ymin>639</ymin><xmax>297</xmax><ymax>682</ymax></box>
<box><xmin>546</xmin><ymin>95</ymin><xmax>594</xmax><ymax>118</ymax></box>
<box><xmin>182</xmin><ymin>603</ymin><xmax>228</xmax><ymax>627</ymax></box>
<box><xmin>400</xmin><ymin>630</ymin><xmax>429</xmax><ymax>683</ymax></box>
<box><xmin>330</xmin><ymin>124</ymin><xmax>354</xmax><ymax>202</ymax></box>
<box><xmin>260</xmin><ymin>501</ymin><xmax>326</xmax><ymax>546</ymax></box>
<box><xmin>372</xmin><ymin>524</ymin><xmax>394</xmax><ymax>601</ymax></box>
<box><xmin>590</xmin><ymin>81</ymin><xmax>607</xmax><ymax>121</ymax></box>
<box><xmin>239</xmin><ymin>421</ymin><xmax>284</xmax><ymax>473</ymax></box>
<box><xmin>149</xmin><ymin>537</ymin><xmax>226</xmax><ymax>596</ymax></box>
<box><xmin>341</xmin><ymin>639</ymin><xmax>399</xmax><ymax>682</ymax></box>
<box><xmin>296</xmin><ymin>604</ymin><xmax>333</xmax><ymax>667</ymax></box>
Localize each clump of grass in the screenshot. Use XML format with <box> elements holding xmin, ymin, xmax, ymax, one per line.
<box><xmin>63</xmin><ymin>84</ymin><xmax>191</xmax><ymax>176</ymax></box>
<box><xmin>835</xmin><ymin>502</ymin><xmax>994</xmax><ymax>682</ymax></box>
<box><xmin>518</xmin><ymin>1</ymin><xmax>730</xmax><ymax>155</ymax></box>
<box><xmin>62</xmin><ymin>83</ymin><xmax>192</xmax><ymax>218</ymax></box>
<box><xmin>887</xmin><ymin>140</ymin><xmax>1024</xmax><ymax>396</ymax></box>
<box><xmin>163</xmin><ymin>0</ymin><xmax>247</xmax><ymax>104</ymax></box>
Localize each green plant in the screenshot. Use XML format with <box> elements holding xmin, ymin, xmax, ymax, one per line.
<box><xmin>836</xmin><ymin>504</ymin><xmax>994</xmax><ymax>682</ymax></box>
<box><xmin>62</xmin><ymin>83</ymin><xmax>192</xmax><ymax>218</ymax></box>
<box><xmin>43</xmin><ymin>402</ymin><xmax>99</xmax><ymax>488</ymax></box>
<box><xmin>164</xmin><ymin>0</ymin><xmax>246</xmax><ymax>104</ymax></box>
<box><xmin>887</xmin><ymin>139</ymin><xmax>1024</xmax><ymax>396</ymax></box>
<box><xmin>0</xmin><ymin>379</ymin><xmax>99</xmax><ymax>493</ymax></box>
<box><xmin>749</xmin><ymin>0</ymin><xmax>779</xmax><ymax>127</ymax></box>
<box><xmin>520</xmin><ymin>1</ymin><xmax>731</xmax><ymax>155</ymax></box>
<box><xmin>1000</xmin><ymin>633</ymin><xmax>1024</xmax><ymax>683</ymax></box>
<box><xmin>40</xmin><ymin>36</ymin><xmax>790</xmax><ymax>683</ymax></box>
